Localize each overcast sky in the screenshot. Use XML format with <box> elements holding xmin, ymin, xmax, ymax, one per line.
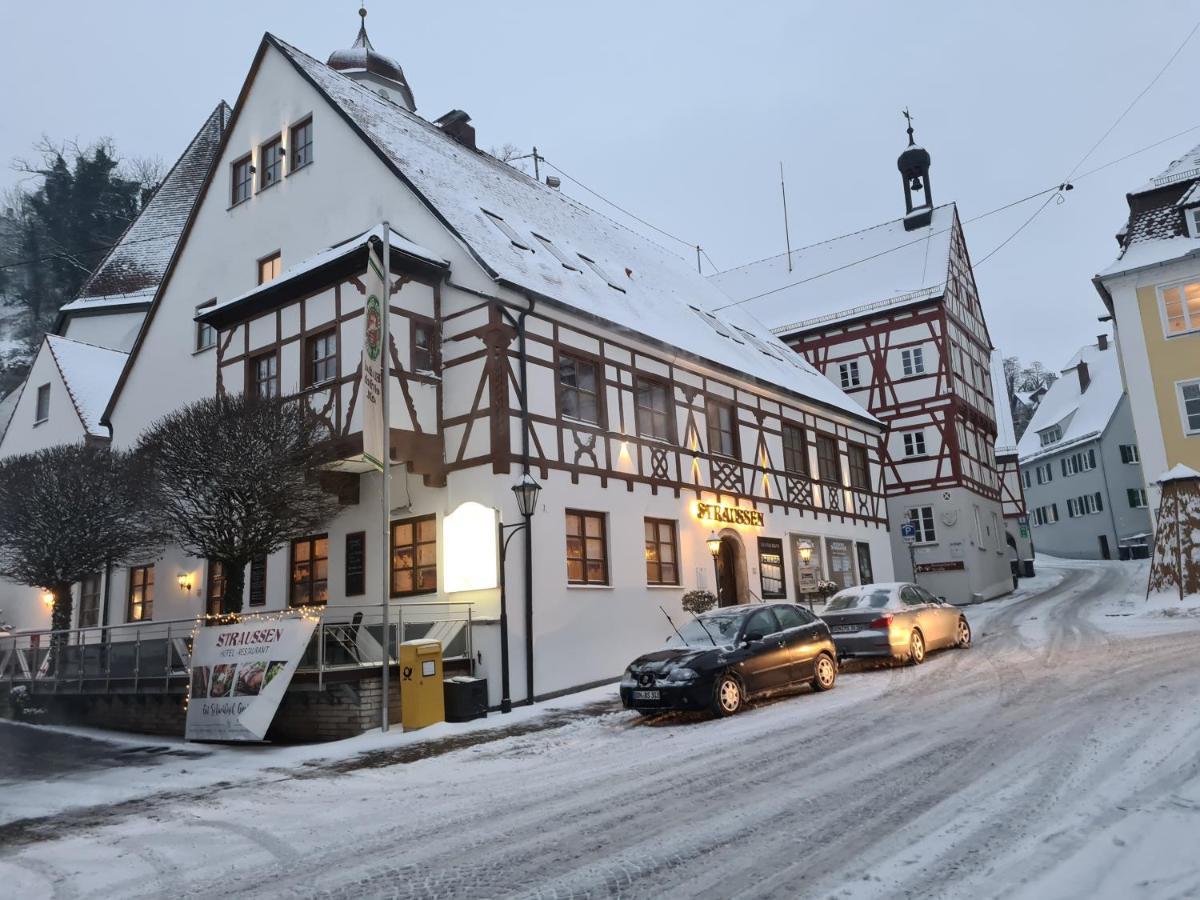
<box><xmin>1</xmin><ymin>0</ymin><xmax>1196</xmax><ymax>368</ymax></box>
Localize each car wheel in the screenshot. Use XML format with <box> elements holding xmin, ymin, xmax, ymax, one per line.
<box><xmin>956</xmin><ymin>617</ymin><xmax>972</xmax><ymax>649</ymax></box>
<box><xmin>711</xmin><ymin>673</ymin><xmax>743</xmax><ymax>717</ymax></box>
<box><xmin>907</xmin><ymin>629</ymin><xmax>926</xmax><ymax>665</ymax></box>
<box><xmin>812</xmin><ymin>653</ymin><xmax>837</xmax><ymax>692</ymax></box>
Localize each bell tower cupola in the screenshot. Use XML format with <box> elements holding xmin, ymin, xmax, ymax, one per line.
<box><xmin>897</xmin><ymin>109</ymin><xmax>933</xmax><ymax>230</ymax></box>
<box><xmin>327</xmin><ymin>7</ymin><xmax>416</xmax><ymax>112</ymax></box>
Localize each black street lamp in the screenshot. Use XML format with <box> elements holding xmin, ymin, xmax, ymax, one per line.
<box><xmin>498</xmin><ymin>472</ymin><xmax>541</xmax><ymax>714</ymax></box>
<box><xmin>706</xmin><ymin>532</ymin><xmax>722</xmax><ymax>605</ymax></box>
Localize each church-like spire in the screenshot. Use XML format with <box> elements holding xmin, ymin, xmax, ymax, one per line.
<box><xmin>897</xmin><ymin>109</ymin><xmax>933</xmax><ymax>229</ymax></box>
<box><xmin>327</xmin><ymin>6</ymin><xmax>416</xmax><ymax>112</ymax></box>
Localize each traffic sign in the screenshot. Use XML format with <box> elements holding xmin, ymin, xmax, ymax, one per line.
<box><xmin>900</xmin><ymin>520</ymin><xmax>917</xmax><ymax>544</ymax></box>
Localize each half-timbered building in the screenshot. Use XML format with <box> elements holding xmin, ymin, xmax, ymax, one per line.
<box><xmin>990</xmin><ymin>350</ymin><xmax>1033</xmax><ymax>574</ymax></box>
<box><xmin>3</xmin><ymin>20</ymin><xmax>892</xmax><ymax>706</ymax></box>
<box><xmin>710</xmin><ymin>125</ymin><xmax>1012</xmax><ymax>602</ymax></box>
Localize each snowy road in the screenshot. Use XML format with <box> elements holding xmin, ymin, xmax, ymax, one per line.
<box><xmin>4</xmin><ymin>558</ymin><xmax>1200</xmax><ymax>899</ymax></box>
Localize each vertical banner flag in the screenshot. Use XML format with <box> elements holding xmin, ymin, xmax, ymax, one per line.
<box><xmin>185</xmin><ymin>612</ymin><xmax>317</xmax><ymax>741</ymax></box>
<box><xmin>361</xmin><ymin>241</ymin><xmax>387</xmax><ymax>471</ymax></box>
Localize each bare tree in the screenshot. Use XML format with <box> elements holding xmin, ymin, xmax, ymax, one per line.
<box><xmin>489</xmin><ymin>142</ymin><xmax>531</xmax><ymax>174</ymax></box>
<box><xmin>137</xmin><ymin>394</ymin><xmax>345</xmax><ymax>614</ymax></box>
<box><xmin>0</xmin><ymin>444</ymin><xmax>157</xmax><ymax>667</ymax></box>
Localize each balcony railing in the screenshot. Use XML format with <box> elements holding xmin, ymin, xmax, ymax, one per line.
<box><xmin>0</xmin><ymin>600</ymin><xmax>476</xmax><ymax>696</ymax></box>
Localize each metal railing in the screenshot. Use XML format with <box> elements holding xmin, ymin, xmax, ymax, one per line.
<box><xmin>0</xmin><ymin>599</ymin><xmax>476</xmax><ymax>696</ymax></box>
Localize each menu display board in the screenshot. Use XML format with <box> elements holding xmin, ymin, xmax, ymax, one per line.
<box><xmin>345</xmin><ymin>531</ymin><xmax>366</xmax><ymax>597</ymax></box>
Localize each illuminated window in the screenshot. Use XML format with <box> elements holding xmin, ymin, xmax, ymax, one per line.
<box><xmin>565</xmin><ymin>510</ymin><xmax>608</xmax><ymax>585</ymax></box>
<box><xmin>558</xmin><ymin>353</ymin><xmax>601</xmax><ymax>425</ymax></box>
<box><xmin>231</xmin><ymin>155</ymin><xmax>252</xmax><ymax>206</ymax></box>
<box><xmin>290</xmin><ymin>117</ymin><xmax>313</xmax><ymax>170</ymax></box>
<box><xmin>635</xmin><ymin>377</ymin><xmax>673</xmax><ymax>442</ymax></box>
<box><xmin>258</xmin><ymin>252</ymin><xmax>281</xmax><ymax>285</ymax></box>
<box><xmin>644</xmin><ymin>518</ymin><xmax>679</xmax><ymax>586</ymax></box>
<box><xmin>127</xmin><ymin>565</ymin><xmax>154</xmax><ymax>622</ymax></box>
<box><xmin>705</xmin><ymin>397</ymin><xmax>738</xmax><ymax>457</ymax></box>
<box><xmin>258</xmin><ymin>135</ymin><xmax>283</xmax><ymax>190</ymax></box>
<box><xmin>1159</xmin><ymin>280</ymin><xmax>1200</xmax><ymax>336</ymax></box>
<box><xmin>307</xmin><ymin>329</ymin><xmax>337</xmax><ymax>386</ymax></box>
<box><xmin>290</xmin><ymin>535</ymin><xmax>328</xmax><ymax>606</ymax></box>
<box><xmin>391</xmin><ymin>515</ymin><xmax>437</xmax><ymax>596</ymax></box>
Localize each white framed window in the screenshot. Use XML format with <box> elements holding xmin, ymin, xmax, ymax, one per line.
<box><xmin>991</xmin><ymin>511</ymin><xmax>1001</xmax><ymax>549</ymax></box>
<box><xmin>1039</xmin><ymin>425</ymin><xmax>1062</xmax><ymax>447</ymax></box>
<box><xmin>1119</xmin><ymin>444</ymin><xmax>1140</xmax><ymax>464</ymax></box>
<box><xmin>1178</xmin><ymin>379</ymin><xmax>1200</xmax><ymax>435</ymax></box>
<box><xmin>1158</xmin><ymin>280</ymin><xmax>1200</xmax><ymax>337</ymax></box>
<box><xmin>902</xmin><ymin>430</ymin><xmax>926</xmax><ymax>457</ymax></box>
<box><xmin>34</xmin><ymin>383</ymin><xmax>50</xmax><ymax>424</ymax></box>
<box><xmin>904</xmin><ymin>506</ymin><xmax>937</xmax><ymax>544</ymax></box>
<box><xmin>1189</xmin><ymin>208</ymin><xmax>1200</xmax><ymax>238</ymax></box>
<box><xmin>195</xmin><ymin>300</ymin><xmax>216</xmax><ymax>352</ymax></box>
<box><xmin>1035</xmin><ymin>463</ymin><xmax>1054</xmax><ymax>485</ymax></box>
<box><xmin>1022</xmin><ymin>469</ymin><xmax>1031</xmax><ymax>489</ymax></box>
<box><xmin>901</xmin><ymin>347</ymin><xmax>925</xmax><ymax>376</ymax></box>
<box><xmin>839</xmin><ymin>361</ymin><xmax>861</xmax><ymax>389</ymax></box>
<box><xmin>1128</xmin><ymin>488</ymin><xmax>1148</xmax><ymax>508</ymax></box>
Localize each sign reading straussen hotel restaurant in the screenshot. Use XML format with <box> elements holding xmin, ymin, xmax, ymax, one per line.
<box><xmin>695</xmin><ymin>501</ymin><xmax>765</xmax><ymax>528</ymax></box>
<box><xmin>186</xmin><ymin>613</ymin><xmax>317</xmax><ymax>741</ymax></box>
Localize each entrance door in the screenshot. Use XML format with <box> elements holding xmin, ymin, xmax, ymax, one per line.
<box><xmin>717</xmin><ymin>537</ymin><xmax>739</xmax><ymax>607</ymax></box>
<box><xmin>1098</xmin><ymin>535</ymin><xmax>1111</xmax><ymax>560</ymax></box>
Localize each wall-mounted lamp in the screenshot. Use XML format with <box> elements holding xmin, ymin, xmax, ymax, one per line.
<box><xmin>41</xmin><ymin>591</ymin><xmax>55</xmax><ymax>609</ymax></box>
<box><xmin>177</xmin><ymin>572</ymin><xmax>194</xmax><ymax>594</ymax></box>
<box><xmin>706</xmin><ymin>532</ymin><xmax>722</xmax><ymax>559</ymax></box>
<box><xmin>797</xmin><ymin>539</ymin><xmax>815</xmax><ymax>566</ymax></box>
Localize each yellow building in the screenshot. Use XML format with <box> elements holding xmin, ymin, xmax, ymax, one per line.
<box><xmin>1094</xmin><ymin>142</ymin><xmax>1200</xmax><ymax>511</ymax></box>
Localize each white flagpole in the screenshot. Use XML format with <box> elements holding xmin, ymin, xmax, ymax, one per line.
<box><xmin>380</xmin><ymin>222</ymin><xmax>392</xmax><ymax>732</ymax></box>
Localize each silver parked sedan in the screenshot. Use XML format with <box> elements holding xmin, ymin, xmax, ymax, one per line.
<box><xmin>819</xmin><ymin>582</ymin><xmax>971</xmax><ymax>664</ymax></box>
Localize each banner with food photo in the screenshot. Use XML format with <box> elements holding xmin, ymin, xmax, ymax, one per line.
<box><xmin>185</xmin><ymin>612</ymin><xmax>318</xmax><ymax>741</ymax></box>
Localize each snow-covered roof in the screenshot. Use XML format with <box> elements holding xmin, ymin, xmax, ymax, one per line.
<box><xmin>990</xmin><ymin>351</ymin><xmax>1018</xmax><ymax>455</ymax></box>
<box><xmin>1159</xmin><ymin>464</ymin><xmax>1200</xmax><ymax>484</ymax></box>
<box><xmin>1097</xmin><ymin>236</ymin><xmax>1200</xmax><ymax>278</ymax></box>
<box><xmin>1016</xmin><ymin>341</ymin><xmax>1122</xmax><ymax>462</ymax></box>
<box><xmin>44</xmin><ymin>335</ymin><xmax>128</xmax><ymax>437</ymax></box>
<box><xmin>706</xmin><ymin>205</ymin><xmax>955</xmax><ymax>335</ymax></box>
<box><xmin>0</xmin><ymin>389</ymin><xmax>17</xmax><ymax>444</ymax></box>
<box><xmin>58</xmin><ymin>290</ymin><xmax>157</xmax><ymax>315</ymax></box>
<box><xmin>204</xmin><ymin>226</ymin><xmax>446</xmax><ymax>325</ymax></box>
<box><xmin>71</xmin><ymin>103</ymin><xmax>228</xmax><ymax>307</ymax></box>
<box><xmin>270</xmin><ymin>36</ymin><xmax>874</xmax><ymax>423</ymax></box>
<box><xmin>1133</xmin><ymin>140</ymin><xmax>1200</xmax><ymax>195</ymax></box>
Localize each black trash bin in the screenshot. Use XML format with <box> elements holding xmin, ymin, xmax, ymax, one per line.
<box><xmin>444</xmin><ymin>676</ymin><xmax>488</xmax><ymax>722</ymax></box>
<box><xmin>1118</xmin><ymin>545</ymin><xmax>1131</xmax><ymax>561</ymax></box>
<box><xmin>1131</xmin><ymin>544</ymin><xmax>1150</xmax><ymax>560</ymax></box>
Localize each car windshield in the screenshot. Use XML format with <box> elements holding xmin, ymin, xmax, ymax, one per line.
<box><xmin>825</xmin><ymin>589</ymin><xmax>892</xmax><ymax>611</ymax></box>
<box><xmin>667</xmin><ymin>611</ymin><xmax>746</xmax><ymax>647</ymax></box>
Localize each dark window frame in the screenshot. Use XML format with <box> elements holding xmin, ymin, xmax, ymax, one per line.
<box><xmin>258</xmin><ymin>134</ymin><xmax>284</xmax><ymax>191</ymax></box>
<box><xmin>289</xmin><ymin>116</ymin><xmax>313</xmax><ymax>171</ymax></box>
<box><xmin>289</xmin><ymin>534</ymin><xmax>329</xmax><ymax>607</ymax></box>
<box><xmin>757</xmin><ymin>537</ymin><xmax>787</xmax><ymax>599</ymax></box>
<box><xmin>411</xmin><ymin>317</ymin><xmax>439</xmax><ymax>374</ymax></box>
<box><xmin>557</xmin><ymin>350</ymin><xmax>604</xmax><ymax>427</ymax></box>
<box><xmin>257</xmin><ymin>251</ymin><xmax>281</xmax><ymax>285</ymax></box>
<box><xmin>565</xmin><ymin>509</ymin><xmax>609</xmax><ymax>586</ymax></box>
<box><xmin>781</xmin><ymin>422</ymin><xmax>807</xmax><ymax>475</ymax></box>
<box><xmin>644</xmin><ymin>517</ymin><xmax>680</xmax><ymax>586</ymax></box>
<box><xmin>206</xmin><ymin>560</ymin><xmax>226</xmax><ymax>617</ymax></box>
<box><xmin>391</xmin><ymin>514</ymin><xmax>438</xmax><ymax>597</ymax></box>
<box><xmin>705</xmin><ymin>396</ymin><xmax>739</xmax><ymax>458</ymax></box>
<box><xmin>34</xmin><ymin>383</ymin><xmax>50</xmax><ymax>423</ymax></box>
<box><xmin>635</xmin><ymin>376</ymin><xmax>675</xmax><ymax>443</ymax></box>
<box><xmin>195</xmin><ymin>299</ymin><xmax>217</xmax><ymax>352</ymax></box>
<box><xmin>248</xmin><ymin>349</ymin><xmax>280</xmax><ymax>400</ymax></box>
<box><xmin>78</xmin><ymin>573</ymin><xmax>101</xmax><ymax>628</ymax></box>
<box><xmin>231</xmin><ymin>154</ymin><xmax>253</xmax><ymax>206</ymax></box>
<box><xmin>815</xmin><ymin>434</ymin><xmax>840</xmax><ymax>484</ymax></box>
<box><xmin>127</xmin><ymin>565</ymin><xmax>154</xmax><ymax>622</ymax></box>
<box><xmin>847</xmin><ymin>443</ymin><xmax>870</xmax><ymax>490</ymax></box>
<box><xmin>305</xmin><ymin>327</ymin><xmax>338</xmax><ymax>388</ymax></box>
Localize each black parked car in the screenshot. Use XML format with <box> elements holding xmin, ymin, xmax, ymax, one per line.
<box><xmin>620</xmin><ymin>603</ymin><xmax>839</xmax><ymax>717</ymax></box>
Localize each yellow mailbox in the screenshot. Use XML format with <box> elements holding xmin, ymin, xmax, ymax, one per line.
<box><xmin>398</xmin><ymin>638</ymin><xmax>445</xmax><ymax>730</ymax></box>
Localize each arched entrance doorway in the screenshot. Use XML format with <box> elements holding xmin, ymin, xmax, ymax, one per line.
<box><xmin>715</xmin><ymin>530</ymin><xmax>749</xmax><ymax>607</ymax></box>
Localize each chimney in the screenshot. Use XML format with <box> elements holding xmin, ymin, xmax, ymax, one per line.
<box><xmin>1077</xmin><ymin>360</ymin><xmax>1091</xmax><ymax>393</ymax></box>
<box><xmin>434</xmin><ymin>110</ymin><xmax>476</xmax><ymax>151</ymax></box>
<box><xmin>1097</xmin><ymin>334</ymin><xmax>1108</xmax><ymax>351</ymax></box>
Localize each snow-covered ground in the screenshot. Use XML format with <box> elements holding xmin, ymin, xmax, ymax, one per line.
<box><xmin>2</xmin><ymin>556</ymin><xmax>1200</xmax><ymax>899</ymax></box>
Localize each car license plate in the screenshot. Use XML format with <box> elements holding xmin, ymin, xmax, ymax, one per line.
<box><xmin>632</xmin><ymin>690</ymin><xmax>660</xmax><ymax>701</ymax></box>
<box><xmin>830</xmin><ymin>624</ymin><xmax>859</xmax><ymax>633</ymax></box>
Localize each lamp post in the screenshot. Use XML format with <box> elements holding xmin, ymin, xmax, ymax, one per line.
<box><xmin>706</xmin><ymin>532</ymin><xmax>722</xmax><ymax>606</ymax></box>
<box><xmin>498</xmin><ymin>472</ymin><xmax>541</xmax><ymax>714</ymax></box>
<box><xmin>797</xmin><ymin>539</ymin><xmax>815</xmax><ymax>611</ymax></box>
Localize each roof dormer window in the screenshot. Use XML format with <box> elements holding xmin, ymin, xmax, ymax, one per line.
<box><xmin>577</xmin><ymin>253</ymin><xmax>626</xmax><ymax>293</ymax></box>
<box><xmin>531</xmin><ymin>233</ymin><xmax>580</xmax><ymax>271</ymax></box>
<box><xmin>1038</xmin><ymin>424</ymin><xmax>1062</xmax><ymax>446</ymax></box>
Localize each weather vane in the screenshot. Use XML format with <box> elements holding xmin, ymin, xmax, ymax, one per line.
<box><xmin>902</xmin><ymin>108</ymin><xmax>916</xmax><ymax>145</ymax></box>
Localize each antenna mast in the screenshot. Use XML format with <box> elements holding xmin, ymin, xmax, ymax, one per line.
<box><xmin>780</xmin><ymin>162</ymin><xmax>793</xmax><ymax>272</ymax></box>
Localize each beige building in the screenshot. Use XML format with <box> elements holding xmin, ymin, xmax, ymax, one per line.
<box><xmin>1094</xmin><ymin>142</ymin><xmax>1200</xmax><ymax>512</ymax></box>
